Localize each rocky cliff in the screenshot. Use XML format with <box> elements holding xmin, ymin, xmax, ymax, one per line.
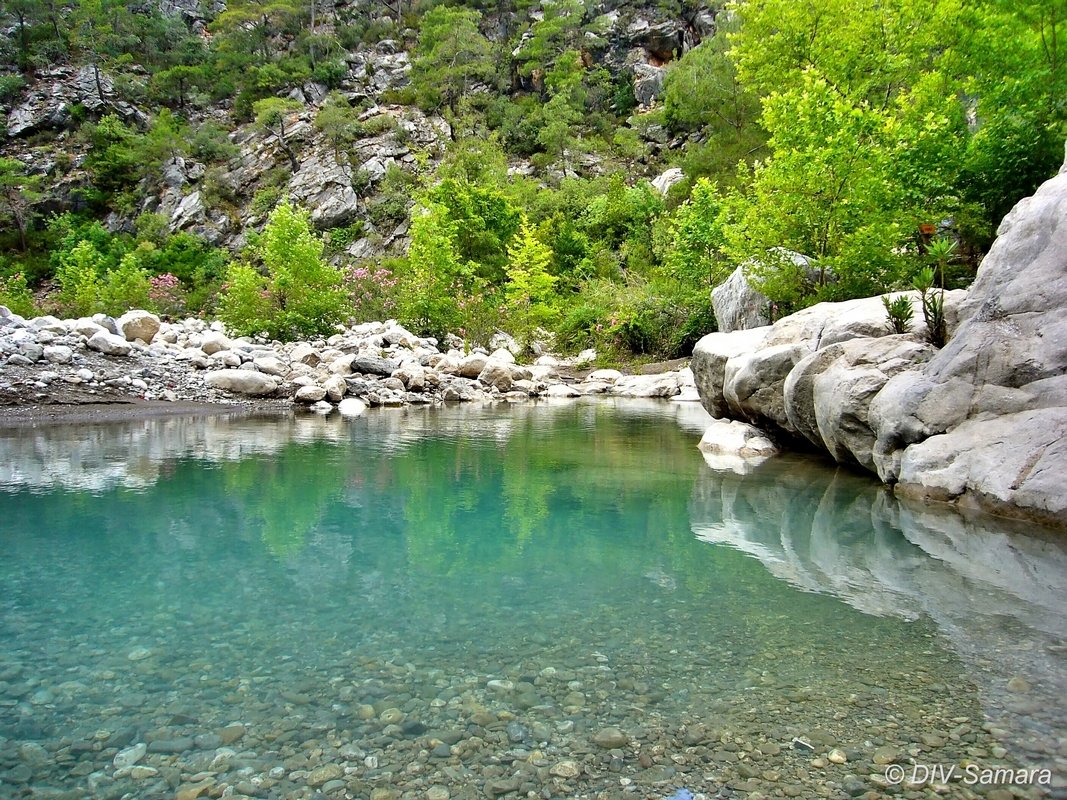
<box><xmin>691</xmin><ymin>148</ymin><xmax>1067</xmax><ymax>526</ymax></box>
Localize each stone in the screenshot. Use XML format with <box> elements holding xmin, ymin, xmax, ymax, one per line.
<box><xmin>338</xmin><ymin>397</ymin><xmax>368</xmax><ymax>417</ymax></box>
<box><xmin>199</xmin><ymin>331</ymin><xmax>231</xmax><ymax>355</ymax></box>
<box><xmin>549</xmin><ymin>760</ymin><xmax>581</xmax><ymax>778</ymax></box>
<box><xmin>456</xmin><ymin>352</ymin><xmax>490</xmax><ymax>378</ymax></box>
<box><xmin>828</xmin><ymin>749</ymin><xmax>847</xmax><ymax>764</ymax></box>
<box><xmin>218</xmin><ymin>724</ymin><xmax>245</xmax><ymax>744</ymax></box>
<box><xmin>113</xmin><ymin>743</ymin><xmax>146</xmax><ymax>768</ymax></box>
<box><xmin>698</xmin><ymin>418</ymin><xmax>778</xmax><ymax>461</ymax></box>
<box><xmin>307</xmin><ymin>763</ymin><xmax>343</xmax><ymax>787</ymax></box>
<box><xmin>291</xmin><ymin>342</ymin><xmax>321</xmax><ymax>366</ymax></box>
<box><xmin>593</xmin><ymin>727</ymin><xmax>629</xmax><ymax>749</ymax></box>
<box><xmin>871</xmin><ymin>746</ymin><xmax>900</xmax><ymax>765</ymax></box>
<box><xmin>87</xmin><ymin>330</ymin><xmax>133</xmax><ymax>356</ymax></box>
<box><xmin>543</xmin><ymin>384</ymin><xmax>580</xmax><ymax>398</ymax></box>
<box><xmin>116</xmin><ymin>310</ymin><xmax>161</xmax><ymax>343</ymax></box>
<box><xmin>74</xmin><ymin>318</ymin><xmax>106</xmax><ymax>338</ymax></box>
<box><xmin>484</xmin><ymin>777</ymin><xmax>521</xmax><ymax>797</ymax></box>
<box><xmin>205</xmin><ymin>369</ymin><xmax>279</xmax><ymax>397</ymax></box>
<box><xmin>42</xmin><ymin>345</ymin><xmax>74</xmax><ymax>364</ymax></box>
<box><xmin>651</xmin><ymin>167</ymin><xmax>685</xmax><ymax>196</ymax></box>
<box><xmin>323</xmin><ymin>374</ymin><xmax>347</xmax><ymax>401</ymax></box>
<box><xmin>785</xmin><ymin>336</ymin><xmax>937</xmax><ymax>469</ymax></box>
<box><xmin>148</xmin><ymin>737</ymin><xmax>194</xmax><ymax>754</ymax></box>
<box><xmin>175</xmin><ymin>779</ymin><xmax>215</xmax><ymax>800</ymax></box>
<box><xmin>633</xmin><ymin>63</ymin><xmax>666</xmax><ymax>105</ymax></box>
<box><xmin>478</xmin><ymin>359</ymin><xmax>513</xmax><ymax>392</ymax></box>
<box><xmin>127</xmin><ymin>646</ymin><xmax>152</xmax><ymax>661</ymax></box>
<box><xmin>712</xmin><ymin>266</ymin><xmax>771</xmax><ymax>333</ymax></box>
<box><xmin>295</xmin><ymin>385</ymin><xmax>327</xmax><ymax>403</ymax></box>
<box><xmin>252</xmin><ymin>356</ymin><xmax>287</xmax><ymax>376</ymax></box>
<box><xmin>612</xmin><ymin>373</ymin><xmax>681</xmax><ymax>398</ymax></box>
<box><xmin>352</xmin><ymin>355</ymin><xmax>400</xmax><ymax>377</ymax></box>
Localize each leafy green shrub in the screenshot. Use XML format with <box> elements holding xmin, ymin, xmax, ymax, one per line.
<box><xmin>0</xmin><ymin>74</ymin><xmax>25</xmax><ymax>103</ymax></box>
<box><xmin>0</xmin><ymin>270</ymin><xmax>34</xmax><ymax>317</ymax></box>
<box><xmin>882</xmin><ymin>294</ymin><xmax>914</xmax><ymax>334</ymax></box>
<box><xmin>218</xmin><ymin>262</ymin><xmax>272</xmax><ymax>336</ymax></box>
<box><xmin>503</xmin><ymin>218</ymin><xmax>558</xmax><ymax>343</ymax></box>
<box><xmin>218</xmin><ymin>200</ymin><xmax>349</xmax><ymax>339</ymax></box>
<box><xmin>54</xmin><ymin>240</ymin><xmax>105</xmax><ymax>317</ymax></box>
<box><xmin>101</xmin><ymin>253</ymin><xmax>153</xmax><ymax>315</ymax></box>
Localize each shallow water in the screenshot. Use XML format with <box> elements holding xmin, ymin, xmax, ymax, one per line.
<box><xmin>0</xmin><ymin>400</ymin><xmax>1065</xmax><ymax>800</ymax></box>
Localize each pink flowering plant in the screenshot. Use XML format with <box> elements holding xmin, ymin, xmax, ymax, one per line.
<box><xmin>148</xmin><ymin>273</ymin><xmax>188</xmax><ymax>318</ymax></box>
<box><xmin>343</xmin><ymin>262</ymin><xmax>400</xmax><ymax>322</ymax></box>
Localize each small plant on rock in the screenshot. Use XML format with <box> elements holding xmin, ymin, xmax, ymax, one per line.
<box><xmin>882</xmin><ymin>294</ymin><xmax>914</xmax><ymax>334</ymax></box>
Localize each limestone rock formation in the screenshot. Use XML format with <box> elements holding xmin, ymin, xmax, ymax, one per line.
<box><xmin>692</xmin><ymin>153</ymin><xmax>1067</xmax><ymax>524</ymax></box>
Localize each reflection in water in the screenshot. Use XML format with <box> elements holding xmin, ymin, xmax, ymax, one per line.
<box><xmin>0</xmin><ymin>400</ymin><xmax>1064</xmax><ymax>797</ymax></box>
<box><xmin>691</xmin><ymin>454</ymin><xmax>1067</xmax><ymax>787</ymax></box>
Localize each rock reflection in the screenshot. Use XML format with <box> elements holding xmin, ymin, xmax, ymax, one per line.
<box><xmin>691</xmin><ymin>455</ymin><xmax>1067</xmax><ymax>785</ymax></box>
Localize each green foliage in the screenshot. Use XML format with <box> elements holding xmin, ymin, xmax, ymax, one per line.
<box><xmin>410</xmin><ymin>6</ymin><xmax>495</xmax><ymax>113</ymax></box>
<box><xmin>101</xmin><ymin>252</ymin><xmax>152</xmax><ymax>314</ymax></box>
<box><xmin>0</xmin><ymin>270</ymin><xmax>35</xmax><ymax>317</ymax></box>
<box><xmin>396</xmin><ymin>202</ymin><xmax>470</xmax><ymax>340</ymax></box>
<box><xmin>661</xmin><ymin>178</ymin><xmax>729</xmax><ymax>288</ymax></box>
<box><xmin>912</xmin><ymin>267</ymin><xmax>946</xmax><ymax>347</ymax></box>
<box><xmin>0</xmin><ymin>157</ymin><xmax>43</xmax><ymax>252</ymax></box>
<box><xmin>423</xmin><ymin>177</ymin><xmax>523</xmax><ymax>284</ymax></box>
<box><xmin>504</xmin><ymin>217</ymin><xmax>558</xmax><ymax>340</ymax></box>
<box><xmin>218</xmin><ymin>262</ymin><xmax>272</xmax><ymax>336</ymax></box>
<box><xmin>55</xmin><ymin>239</ymin><xmax>105</xmax><ymax>317</ymax></box>
<box><xmin>882</xmin><ymin>294</ymin><xmax>914</xmax><ymax>334</ymax></box>
<box><xmin>0</xmin><ymin>75</ymin><xmax>26</xmax><ymax>102</ymax></box>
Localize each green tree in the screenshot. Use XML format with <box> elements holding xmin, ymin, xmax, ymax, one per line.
<box><xmin>398</xmin><ymin>202</ymin><xmax>471</xmax><ymax>339</ymax></box>
<box><xmin>55</xmin><ymin>239</ymin><xmax>105</xmax><ymax>317</ymax></box>
<box><xmin>102</xmin><ymin>252</ymin><xmax>152</xmax><ymax>314</ymax></box>
<box><xmin>254</xmin><ymin>97</ymin><xmax>304</xmax><ymax>173</ymax></box>
<box><xmin>0</xmin><ymin>157</ymin><xmax>43</xmax><ymax>251</ymax></box>
<box><xmin>662</xmin><ymin>178</ymin><xmax>729</xmax><ymax>289</ymax></box>
<box><xmin>410</xmin><ymin>6</ymin><xmax>495</xmax><ymax>115</ymax></box>
<box><xmin>504</xmin><ymin>217</ymin><xmax>558</xmax><ymax>339</ymax></box>
<box><xmin>219</xmin><ymin>201</ymin><xmax>347</xmax><ymax>338</ymax></box>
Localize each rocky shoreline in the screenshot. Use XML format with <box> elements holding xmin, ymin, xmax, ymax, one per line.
<box><xmin>691</xmin><ymin>151</ymin><xmax>1067</xmax><ymax>529</ymax></box>
<box><xmin>0</xmin><ymin>307</ymin><xmax>700</xmax><ymax>423</ymax></box>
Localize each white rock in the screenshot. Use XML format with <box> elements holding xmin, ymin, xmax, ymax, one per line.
<box><xmin>588</xmin><ymin>368</ymin><xmax>623</xmax><ymax>382</ymax></box>
<box><xmin>543</xmin><ymin>384</ymin><xmax>581</xmax><ymax>398</ymax></box>
<box><xmin>204</xmin><ymin>370</ymin><xmax>279</xmax><ymax>396</ymax></box>
<box><xmin>116</xmin><ymin>310</ymin><xmax>161</xmax><ymax>343</ymax></box>
<box><xmin>253</xmin><ymin>356</ymin><xmax>287</xmax><ymax>376</ymax></box>
<box><xmin>87</xmin><ymin>331</ymin><xmax>133</xmax><ymax>356</ymax></box>
<box><xmin>200</xmin><ymin>331</ymin><xmax>231</xmax><ymax>355</ymax></box>
<box><xmin>323</xmin><ymin>374</ymin><xmax>347</xmax><ymax>401</ymax></box>
<box><xmin>295</xmin><ymin>385</ymin><xmax>328</xmax><ymax>403</ymax></box>
<box><xmin>338</xmin><ymin>397</ymin><xmax>368</xmax><ymax>417</ymax></box>
<box><xmin>113</xmin><ymin>743</ymin><xmax>147</xmax><ymax>769</ymax></box>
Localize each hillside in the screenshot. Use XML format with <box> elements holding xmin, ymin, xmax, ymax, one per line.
<box><xmin>0</xmin><ymin>0</ymin><xmax>1064</xmax><ymax>358</ymax></box>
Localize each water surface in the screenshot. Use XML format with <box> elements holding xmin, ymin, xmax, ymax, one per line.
<box><xmin>0</xmin><ymin>400</ymin><xmax>1064</xmax><ymax>799</ymax></box>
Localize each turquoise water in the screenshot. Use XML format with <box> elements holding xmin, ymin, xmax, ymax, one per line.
<box><xmin>0</xmin><ymin>400</ymin><xmax>1064</xmax><ymax>799</ymax></box>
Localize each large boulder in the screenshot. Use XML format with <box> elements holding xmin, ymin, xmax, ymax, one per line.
<box><xmin>711</xmin><ymin>266</ymin><xmax>770</xmax><ymax>333</ymax></box>
<box><xmin>205</xmin><ymin>370</ymin><xmax>279</xmax><ymax>397</ymax></box>
<box><xmin>87</xmin><ymin>330</ymin><xmax>133</xmax><ymax>356</ymax></box>
<box><xmin>692</xmin><ymin>148</ymin><xmax>1067</xmax><ymax>524</ymax></box>
<box><xmin>117</xmin><ymin>310</ymin><xmax>161</xmax><ymax>343</ymax></box>
<box><xmin>869</xmin><ymin>154</ymin><xmax>1067</xmax><ymax>522</ymax></box>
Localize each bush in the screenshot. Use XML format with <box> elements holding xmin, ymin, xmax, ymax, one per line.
<box><xmin>218</xmin><ymin>201</ymin><xmax>349</xmax><ymax>339</ymax></box>
<box><xmin>54</xmin><ymin>240</ymin><xmax>105</xmax><ymax>317</ymax></box>
<box><xmin>0</xmin><ymin>270</ymin><xmax>34</xmax><ymax>317</ymax></box>
<box><xmin>101</xmin><ymin>253</ymin><xmax>153</xmax><ymax>315</ymax></box>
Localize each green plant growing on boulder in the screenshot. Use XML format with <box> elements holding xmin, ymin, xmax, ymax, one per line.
<box><xmin>914</xmin><ymin>237</ymin><xmax>956</xmax><ymax>346</ymax></box>
<box><xmin>912</xmin><ymin>267</ymin><xmax>945</xmax><ymax>346</ymax></box>
<box><xmin>882</xmin><ymin>294</ymin><xmax>914</xmax><ymax>334</ymax></box>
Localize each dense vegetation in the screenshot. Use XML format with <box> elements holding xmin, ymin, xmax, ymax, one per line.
<box><xmin>0</xmin><ymin>0</ymin><xmax>1063</xmax><ymax>358</ymax></box>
